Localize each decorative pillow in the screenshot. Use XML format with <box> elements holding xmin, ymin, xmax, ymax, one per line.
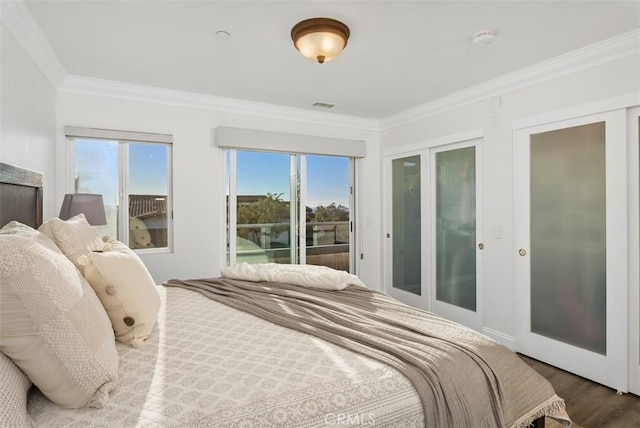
<box><xmin>36</xmin><ymin>219</ymin><xmax>54</xmax><ymax>242</ymax></box>
<box><xmin>221</xmin><ymin>262</ymin><xmax>367</xmax><ymax>290</ymax></box>
<box><xmin>0</xmin><ymin>222</ymin><xmax>118</xmax><ymax>409</ymax></box>
<box><xmin>0</xmin><ymin>352</ymin><xmax>33</xmax><ymax>428</ymax></box>
<box><xmin>129</xmin><ymin>217</ymin><xmax>154</xmax><ymax>249</ymax></box>
<box><xmin>39</xmin><ymin>214</ymin><xmax>104</xmax><ymax>272</ymax></box>
<box><xmin>78</xmin><ymin>239</ymin><xmax>160</xmax><ymax>347</ymax></box>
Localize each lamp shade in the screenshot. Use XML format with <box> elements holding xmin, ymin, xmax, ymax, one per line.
<box><xmin>59</xmin><ymin>194</ymin><xmax>107</xmax><ymax>226</ymax></box>
<box><xmin>291</xmin><ymin>18</ymin><xmax>350</xmax><ymax>64</ymax></box>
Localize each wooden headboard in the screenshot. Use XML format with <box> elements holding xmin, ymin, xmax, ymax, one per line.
<box><xmin>0</xmin><ymin>163</ymin><xmax>44</xmax><ymax>229</ymax></box>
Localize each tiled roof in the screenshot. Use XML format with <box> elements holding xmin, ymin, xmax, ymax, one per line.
<box><xmin>129</xmin><ymin>194</ymin><xmax>167</xmax><ymax>218</ymax></box>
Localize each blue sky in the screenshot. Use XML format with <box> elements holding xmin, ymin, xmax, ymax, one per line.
<box><xmin>75</xmin><ymin>140</ymin><xmax>118</xmax><ymax>204</ymax></box>
<box><xmin>129</xmin><ymin>143</ymin><xmax>168</xmax><ymax>194</ymax></box>
<box><xmin>236</xmin><ymin>151</ymin><xmax>350</xmax><ymax>208</ymax></box>
<box><xmin>306</xmin><ymin>154</ymin><xmax>350</xmax><ymax>208</ymax></box>
<box><xmin>75</xmin><ymin>140</ymin><xmax>168</xmax><ymax>206</ymax></box>
<box><xmin>76</xmin><ymin>141</ymin><xmax>348</xmax><ymax>209</ymax></box>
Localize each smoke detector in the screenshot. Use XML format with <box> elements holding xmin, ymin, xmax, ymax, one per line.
<box><xmin>215</xmin><ymin>30</ymin><xmax>231</xmax><ymax>41</ymax></box>
<box><xmin>471</xmin><ymin>30</ymin><xmax>496</xmax><ymax>45</ymax></box>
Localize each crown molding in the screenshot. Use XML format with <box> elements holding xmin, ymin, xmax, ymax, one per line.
<box><xmin>1</xmin><ymin>0</ymin><xmax>66</xmax><ymax>88</ymax></box>
<box><xmin>60</xmin><ymin>75</ymin><xmax>379</xmax><ymax>131</ymax></box>
<box><xmin>380</xmin><ymin>29</ymin><xmax>640</xmax><ymax>130</ymax></box>
<box><xmin>1</xmin><ymin>1</ymin><xmax>377</xmax><ymax>131</ymax></box>
<box><xmin>3</xmin><ymin>0</ymin><xmax>637</xmax><ymax>133</ymax></box>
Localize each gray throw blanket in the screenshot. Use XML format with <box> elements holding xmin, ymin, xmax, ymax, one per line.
<box><xmin>164</xmin><ymin>278</ymin><xmax>569</xmax><ymax>428</ymax></box>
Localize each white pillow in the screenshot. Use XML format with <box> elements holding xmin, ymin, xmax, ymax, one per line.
<box><xmin>221</xmin><ymin>262</ymin><xmax>366</xmax><ymax>290</ymax></box>
<box><xmin>0</xmin><ymin>352</ymin><xmax>33</xmax><ymax>428</ymax></box>
<box><xmin>78</xmin><ymin>239</ymin><xmax>160</xmax><ymax>347</ymax></box>
<box><xmin>0</xmin><ymin>222</ymin><xmax>118</xmax><ymax>409</ymax></box>
<box><xmin>39</xmin><ymin>214</ymin><xmax>104</xmax><ymax>272</ymax></box>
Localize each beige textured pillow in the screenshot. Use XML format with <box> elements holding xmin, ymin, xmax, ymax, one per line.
<box><xmin>79</xmin><ymin>239</ymin><xmax>160</xmax><ymax>347</ymax></box>
<box><xmin>0</xmin><ymin>222</ymin><xmax>118</xmax><ymax>409</ymax></box>
<box><xmin>129</xmin><ymin>217</ymin><xmax>154</xmax><ymax>248</ymax></box>
<box><xmin>40</xmin><ymin>214</ymin><xmax>104</xmax><ymax>272</ymax></box>
<box><xmin>0</xmin><ymin>352</ymin><xmax>33</xmax><ymax>428</ymax></box>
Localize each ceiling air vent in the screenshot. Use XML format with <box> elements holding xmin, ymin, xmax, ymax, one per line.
<box><xmin>312</xmin><ymin>101</ymin><xmax>336</xmax><ymax>109</ymax></box>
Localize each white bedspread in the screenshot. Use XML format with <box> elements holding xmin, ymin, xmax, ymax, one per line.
<box><xmin>27</xmin><ymin>286</ymin><xmax>423</xmax><ymax>427</ymax></box>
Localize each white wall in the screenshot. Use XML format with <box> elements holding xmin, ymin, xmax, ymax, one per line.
<box><xmin>380</xmin><ymin>54</ymin><xmax>640</xmax><ymax>341</ymax></box>
<box><xmin>1</xmin><ymin>16</ymin><xmax>383</xmax><ymax>288</ymax></box>
<box><xmin>56</xmin><ymin>92</ymin><xmax>382</xmax><ymax>287</ymax></box>
<box><xmin>0</xmin><ymin>24</ymin><xmax>57</xmax><ymax>219</ymax></box>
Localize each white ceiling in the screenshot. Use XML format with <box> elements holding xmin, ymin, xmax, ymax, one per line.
<box><xmin>23</xmin><ymin>1</ymin><xmax>640</xmax><ymax>119</ymax></box>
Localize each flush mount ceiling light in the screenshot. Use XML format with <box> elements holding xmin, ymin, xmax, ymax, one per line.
<box><xmin>291</xmin><ymin>18</ymin><xmax>350</xmax><ymax>64</ymax></box>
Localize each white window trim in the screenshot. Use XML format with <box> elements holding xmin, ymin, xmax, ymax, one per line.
<box><xmin>65</xmin><ymin>129</ymin><xmax>174</xmax><ymax>254</ymax></box>
<box><xmin>224</xmin><ymin>148</ymin><xmax>357</xmax><ymax>272</ymax></box>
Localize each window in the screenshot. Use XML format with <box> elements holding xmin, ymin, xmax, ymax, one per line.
<box><xmin>226</xmin><ymin>150</ymin><xmax>354</xmax><ymax>272</ymax></box>
<box><xmin>66</xmin><ymin>127</ymin><xmax>172</xmax><ymax>251</ymax></box>
<box><xmin>217</xmin><ymin>126</ymin><xmax>365</xmax><ymax>273</ymax></box>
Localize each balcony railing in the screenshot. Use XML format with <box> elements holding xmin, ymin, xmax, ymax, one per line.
<box><xmin>233</xmin><ymin>221</ymin><xmax>350</xmax><ymax>271</ymax></box>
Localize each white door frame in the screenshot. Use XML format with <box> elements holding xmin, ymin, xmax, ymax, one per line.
<box><xmin>430</xmin><ymin>139</ymin><xmax>484</xmax><ymax>331</ymax></box>
<box><xmin>514</xmin><ymin>109</ymin><xmax>629</xmax><ymax>392</ymax></box>
<box><xmin>628</xmin><ymin>106</ymin><xmax>640</xmax><ymax>396</ymax></box>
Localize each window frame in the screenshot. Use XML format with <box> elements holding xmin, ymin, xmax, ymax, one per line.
<box><xmin>225</xmin><ymin>148</ymin><xmax>356</xmax><ymax>273</ymax></box>
<box><xmin>66</xmin><ymin>134</ymin><xmax>174</xmax><ymax>254</ymax></box>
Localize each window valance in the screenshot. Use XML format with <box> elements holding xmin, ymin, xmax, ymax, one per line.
<box><xmin>215</xmin><ymin>126</ymin><xmax>366</xmax><ymax>158</ymax></box>
<box><xmin>64</xmin><ymin>127</ymin><xmax>172</xmax><ymax>144</ymax></box>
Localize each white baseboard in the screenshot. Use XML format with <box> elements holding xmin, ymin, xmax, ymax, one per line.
<box><xmin>482</xmin><ymin>328</ymin><xmax>515</xmax><ymax>351</ymax></box>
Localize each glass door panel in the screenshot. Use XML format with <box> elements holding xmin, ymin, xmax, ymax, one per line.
<box><xmin>235</xmin><ymin>151</ymin><xmax>291</xmax><ymax>264</ymax></box>
<box><xmin>515</xmin><ymin>110</ymin><xmax>628</xmax><ymax>391</ymax></box>
<box><xmin>306</xmin><ymin>155</ymin><xmax>351</xmax><ymax>272</ymax></box>
<box><xmin>435</xmin><ymin>146</ymin><xmax>477</xmax><ymax>311</ymax></box>
<box><xmin>391</xmin><ymin>155</ymin><xmax>422</xmax><ymax>295</ymax></box>
<box><xmin>530</xmin><ymin>123</ymin><xmax>606</xmax><ymax>354</ymax></box>
<box><xmin>431</xmin><ymin>140</ymin><xmax>482</xmax><ymax>331</ymax></box>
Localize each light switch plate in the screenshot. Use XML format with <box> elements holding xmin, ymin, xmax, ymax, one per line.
<box><xmin>492</xmin><ymin>223</ymin><xmax>503</xmax><ymax>239</ymax></box>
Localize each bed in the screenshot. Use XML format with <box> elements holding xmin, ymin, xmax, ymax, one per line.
<box><xmin>0</xmin><ymin>162</ymin><xmax>571</xmax><ymax>427</ymax></box>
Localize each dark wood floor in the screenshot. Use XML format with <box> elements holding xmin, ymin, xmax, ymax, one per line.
<box><xmin>518</xmin><ymin>354</ymin><xmax>640</xmax><ymax>428</ymax></box>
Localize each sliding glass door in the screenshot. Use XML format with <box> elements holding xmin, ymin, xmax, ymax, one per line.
<box><xmin>515</xmin><ymin>110</ymin><xmax>628</xmax><ymax>391</ymax></box>
<box><xmin>304</xmin><ymin>155</ymin><xmax>351</xmax><ymax>270</ymax></box>
<box><xmin>226</xmin><ymin>150</ymin><xmax>354</xmax><ymax>271</ymax></box>
<box><xmin>234</xmin><ymin>151</ymin><xmax>293</xmax><ymax>264</ymax></box>
<box><xmin>384</xmin><ymin>153</ymin><xmax>427</xmax><ymax>309</ymax></box>
<box><xmin>392</xmin><ymin>155</ymin><xmax>423</xmax><ymax>296</ymax></box>
<box><xmin>384</xmin><ymin>137</ymin><xmax>483</xmax><ymax>327</ymax></box>
<box><xmin>431</xmin><ymin>142</ymin><xmax>483</xmax><ymax>330</ymax></box>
